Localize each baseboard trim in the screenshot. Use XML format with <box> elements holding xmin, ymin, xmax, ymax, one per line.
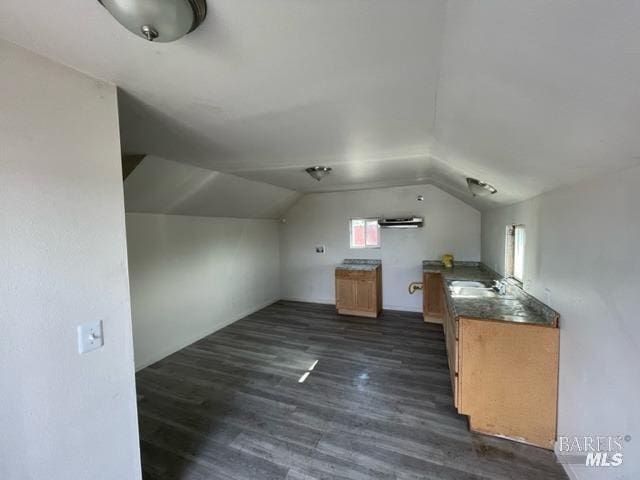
<box><xmin>134</xmin><ymin>297</ymin><xmax>279</xmax><ymax>371</ymax></box>
<box><xmin>561</xmin><ymin>461</ymin><xmax>579</xmax><ymax>480</ymax></box>
<box><xmin>280</xmin><ymin>296</ymin><xmax>334</xmax><ymax>305</ymax></box>
<box><xmin>383</xmin><ymin>304</ymin><xmax>422</xmax><ymax>313</ymax></box>
<box><xmin>280</xmin><ymin>297</ymin><xmax>421</xmax><ymax>314</ymax></box>
<box><xmin>552</xmin><ymin>439</ymin><xmax>579</xmax><ymax>480</ymax></box>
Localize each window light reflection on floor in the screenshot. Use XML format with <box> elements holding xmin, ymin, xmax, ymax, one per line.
<box><xmin>298</xmin><ymin>360</ymin><xmax>319</xmax><ymax>383</ymax></box>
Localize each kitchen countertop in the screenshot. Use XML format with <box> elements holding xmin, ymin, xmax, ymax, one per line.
<box><xmin>336</xmin><ymin>259</ymin><xmax>381</xmax><ymax>271</ymax></box>
<box><xmin>423</xmin><ymin>261</ymin><xmax>559</xmax><ymax>327</ymax></box>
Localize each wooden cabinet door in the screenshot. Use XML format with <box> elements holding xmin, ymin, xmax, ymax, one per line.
<box><xmin>354</xmin><ymin>280</ymin><xmax>374</xmax><ymax>311</ymax></box>
<box><xmin>426</xmin><ymin>273</ymin><xmax>444</xmax><ymax>316</ymax></box>
<box><xmin>335</xmin><ymin>268</ymin><xmax>380</xmax><ymax>317</ymax></box>
<box><xmin>422</xmin><ymin>272</ymin><xmax>429</xmax><ymax>315</ymax></box>
<box><xmin>441</xmin><ymin>294</ymin><xmax>459</xmax><ymax>407</ymax></box>
<box><xmin>336</xmin><ymin>278</ymin><xmax>355</xmax><ymax>310</ymax></box>
<box><xmin>458</xmin><ymin>318</ymin><xmax>559</xmax><ymax>449</ymax></box>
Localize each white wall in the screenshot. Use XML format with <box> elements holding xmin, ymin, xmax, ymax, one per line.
<box><xmin>482</xmin><ymin>167</ymin><xmax>640</xmax><ymax>480</ymax></box>
<box><xmin>0</xmin><ymin>41</ymin><xmax>141</xmax><ymax>480</ymax></box>
<box><xmin>280</xmin><ymin>184</ymin><xmax>481</xmax><ymax>311</ymax></box>
<box><xmin>126</xmin><ymin>213</ymin><xmax>281</xmax><ymax>369</ymax></box>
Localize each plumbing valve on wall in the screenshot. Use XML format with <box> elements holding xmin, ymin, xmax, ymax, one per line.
<box><xmin>408</xmin><ymin>282</ymin><xmax>423</xmax><ymax>294</ymax></box>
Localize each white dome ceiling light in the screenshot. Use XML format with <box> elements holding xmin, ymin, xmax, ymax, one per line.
<box><xmin>98</xmin><ymin>0</ymin><xmax>207</xmax><ymax>42</ymax></box>
<box><xmin>305</xmin><ymin>166</ymin><xmax>332</xmax><ymax>181</ymax></box>
<box><xmin>466</xmin><ymin>177</ymin><xmax>497</xmax><ymax>197</ymax></box>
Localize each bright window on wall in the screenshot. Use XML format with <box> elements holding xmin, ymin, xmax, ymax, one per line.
<box><xmin>350</xmin><ymin>219</ymin><xmax>380</xmax><ymax>248</ymax></box>
<box><xmin>505</xmin><ymin>224</ymin><xmax>526</xmax><ymax>282</ymax></box>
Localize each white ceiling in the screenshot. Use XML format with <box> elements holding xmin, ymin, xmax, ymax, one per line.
<box><xmin>2</xmin><ymin>0</ymin><xmax>640</xmax><ymax>210</ymax></box>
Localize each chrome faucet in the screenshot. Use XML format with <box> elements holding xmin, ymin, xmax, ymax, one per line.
<box><xmin>495</xmin><ymin>279</ymin><xmax>508</xmax><ymax>296</ymax></box>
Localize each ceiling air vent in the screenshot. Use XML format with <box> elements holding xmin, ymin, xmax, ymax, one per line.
<box><xmin>378</xmin><ymin>217</ymin><xmax>424</xmax><ymax>229</ymax></box>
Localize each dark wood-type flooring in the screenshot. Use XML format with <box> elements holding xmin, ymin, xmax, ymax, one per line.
<box><xmin>137</xmin><ymin>300</ymin><xmax>567</xmax><ymax>480</ymax></box>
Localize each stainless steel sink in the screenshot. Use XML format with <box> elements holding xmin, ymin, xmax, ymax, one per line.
<box><xmin>450</xmin><ymin>286</ymin><xmax>498</xmax><ymax>298</ymax></box>
<box><xmin>449</xmin><ymin>280</ymin><xmax>495</xmax><ymax>288</ymax></box>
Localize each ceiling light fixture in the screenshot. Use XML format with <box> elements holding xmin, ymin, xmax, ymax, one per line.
<box><xmin>305</xmin><ymin>166</ymin><xmax>332</xmax><ymax>181</ymax></box>
<box><xmin>466</xmin><ymin>177</ymin><xmax>497</xmax><ymax>197</ymax></box>
<box><xmin>98</xmin><ymin>0</ymin><xmax>207</xmax><ymax>42</ymax></box>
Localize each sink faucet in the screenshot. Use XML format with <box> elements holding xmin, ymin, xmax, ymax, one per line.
<box><xmin>495</xmin><ymin>279</ymin><xmax>508</xmax><ymax>296</ymax></box>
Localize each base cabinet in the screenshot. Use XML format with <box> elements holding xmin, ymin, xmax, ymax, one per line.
<box><xmin>457</xmin><ymin>318</ymin><xmax>559</xmax><ymax>449</ymax></box>
<box><xmin>335</xmin><ymin>268</ymin><xmax>382</xmax><ymax>318</ymax></box>
<box><xmin>441</xmin><ymin>300</ymin><xmax>559</xmax><ymax>449</ymax></box>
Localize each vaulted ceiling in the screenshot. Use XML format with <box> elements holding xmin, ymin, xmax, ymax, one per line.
<box><xmin>124</xmin><ymin>156</ymin><xmax>301</xmax><ymax>219</ymax></box>
<box><xmin>2</xmin><ymin>0</ymin><xmax>640</xmax><ymax>210</ymax></box>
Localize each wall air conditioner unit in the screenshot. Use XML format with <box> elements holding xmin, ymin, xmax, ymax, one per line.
<box><xmin>378</xmin><ymin>217</ymin><xmax>424</xmax><ymax>229</ymax></box>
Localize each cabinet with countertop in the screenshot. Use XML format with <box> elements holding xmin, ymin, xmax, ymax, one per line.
<box><xmin>335</xmin><ymin>259</ymin><xmax>382</xmax><ymax>318</ymax></box>
<box><xmin>423</xmin><ymin>260</ymin><xmax>560</xmax><ymax>449</ymax></box>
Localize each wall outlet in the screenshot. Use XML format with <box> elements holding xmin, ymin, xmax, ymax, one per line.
<box><xmin>315</xmin><ymin>245</ymin><xmax>326</xmax><ymax>254</ymax></box>
<box><xmin>77</xmin><ymin>320</ymin><xmax>104</xmax><ymax>354</ymax></box>
<box><xmin>544</xmin><ymin>288</ymin><xmax>552</xmax><ymax>305</ymax></box>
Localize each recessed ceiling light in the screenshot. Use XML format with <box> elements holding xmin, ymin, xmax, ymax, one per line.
<box><xmin>98</xmin><ymin>0</ymin><xmax>207</xmax><ymax>42</ymax></box>
<box><xmin>466</xmin><ymin>177</ymin><xmax>497</xmax><ymax>197</ymax></box>
<box><xmin>305</xmin><ymin>166</ymin><xmax>332</xmax><ymax>181</ymax></box>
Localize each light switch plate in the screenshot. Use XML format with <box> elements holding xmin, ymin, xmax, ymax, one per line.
<box><xmin>77</xmin><ymin>320</ymin><xmax>104</xmax><ymax>354</ymax></box>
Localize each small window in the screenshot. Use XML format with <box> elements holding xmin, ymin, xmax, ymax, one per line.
<box><xmin>350</xmin><ymin>218</ymin><xmax>380</xmax><ymax>249</ymax></box>
<box><xmin>505</xmin><ymin>224</ymin><xmax>525</xmax><ymax>282</ymax></box>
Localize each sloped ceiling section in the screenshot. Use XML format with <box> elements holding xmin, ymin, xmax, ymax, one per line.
<box><xmin>124</xmin><ymin>156</ymin><xmax>301</xmax><ymax>219</ymax></box>
<box><xmin>2</xmin><ymin>1</ymin><xmax>640</xmax><ymax>210</ymax></box>
<box><xmin>432</xmin><ymin>0</ymin><xmax>640</xmax><ymax>207</ymax></box>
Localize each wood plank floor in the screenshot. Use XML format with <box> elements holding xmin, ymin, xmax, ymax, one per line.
<box><xmin>136</xmin><ymin>300</ymin><xmax>568</xmax><ymax>480</ymax></box>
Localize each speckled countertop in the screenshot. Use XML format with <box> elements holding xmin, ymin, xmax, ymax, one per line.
<box><xmin>336</xmin><ymin>259</ymin><xmax>382</xmax><ymax>271</ymax></box>
<box><xmin>423</xmin><ymin>261</ymin><xmax>559</xmax><ymax>327</ymax></box>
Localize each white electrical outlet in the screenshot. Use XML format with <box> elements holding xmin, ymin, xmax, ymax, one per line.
<box><xmin>544</xmin><ymin>288</ymin><xmax>552</xmax><ymax>305</ymax></box>
<box><xmin>77</xmin><ymin>320</ymin><xmax>104</xmax><ymax>354</ymax></box>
